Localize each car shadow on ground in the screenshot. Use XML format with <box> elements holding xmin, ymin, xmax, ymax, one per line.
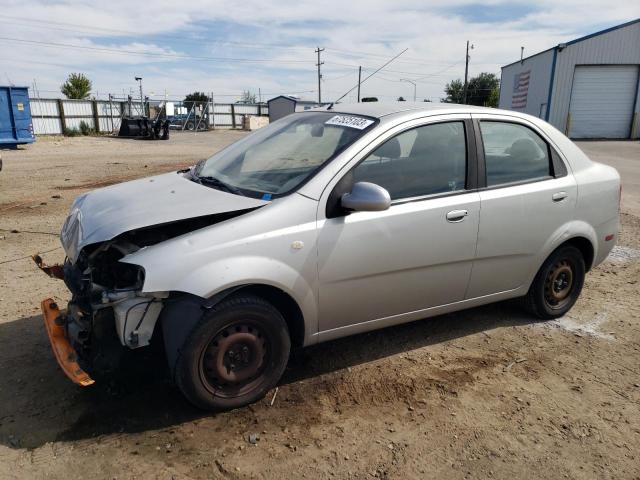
<box><xmin>0</xmin><ymin>301</ymin><xmax>543</xmax><ymax>449</ymax></box>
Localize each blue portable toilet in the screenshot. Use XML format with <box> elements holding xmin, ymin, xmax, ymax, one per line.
<box><xmin>0</xmin><ymin>86</ymin><xmax>36</xmax><ymax>148</ymax></box>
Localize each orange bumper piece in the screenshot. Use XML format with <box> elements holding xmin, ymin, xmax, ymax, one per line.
<box><xmin>41</xmin><ymin>298</ymin><xmax>95</xmax><ymax>387</ymax></box>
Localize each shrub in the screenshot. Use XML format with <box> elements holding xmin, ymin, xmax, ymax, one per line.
<box><xmin>79</xmin><ymin>120</ymin><xmax>92</xmax><ymax>136</ymax></box>
<box><xmin>64</xmin><ymin>127</ymin><xmax>81</xmax><ymax>137</ymax></box>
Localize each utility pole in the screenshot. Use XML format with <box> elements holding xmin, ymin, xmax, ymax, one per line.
<box><xmin>357</xmin><ymin>66</ymin><xmax>362</xmax><ymax>102</ymax></box>
<box><xmin>463</xmin><ymin>41</ymin><xmax>473</xmax><ymax>104</ymax></box>
<box><xmin>315</xmin><ymin>47</ymin><xmax>324</xmax><ymax>104</ymax></box>
<box><xmin>258</xmin><ymin>87</ymin><xmax>262</xmax><ymax>104</ymax></box>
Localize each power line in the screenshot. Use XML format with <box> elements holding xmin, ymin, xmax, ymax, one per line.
<box><xmin>411</xmin><ymin>61</ymin><xmax>462</xmax><ymax>81</ymax></box>
<box><xmin>328</xmin><ymin>61</ymin><xmax>465</xmax><ymax>78</ymax></box>
<box><xmin>322</xmin><ymin>70</ymin><xmax>356</xmax><ymax>81</ymax></box>
<box><xmin>0</xmin><ymin>17</ymin><xmax>314</xmax><ymax>53</ymax></box>
<box><xmin>324</xmin><ymin>47</ymin><xmax>469</xmax><ymax>67</ymax></box>
<box><xmin>0</xmin><ymin>15</ymin><xmax>504</xmax><ymax>69</ymax></box>
<box><xmin>334</xmin><ymin>48</ymin><xmax>408</xmax><ymax>103</ymax></box>
<box><xmin>0</xmin><ymin>36</ymin><xmax>316</xmax><ymax>66</ymax></box>
<box><xmin>0</xmin><ymin>15</ymin><xmax>412</xmax><ymax>62</ymax></box>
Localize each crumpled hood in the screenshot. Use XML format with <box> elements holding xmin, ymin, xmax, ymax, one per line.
<box><xmin>60</xmin><ymin>171</ymin><xmax>269</xmax><ymax>263</ymax></box>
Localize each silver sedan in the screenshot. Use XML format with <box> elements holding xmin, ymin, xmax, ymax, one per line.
<box><xmin>39</xmin><ymin>103</ymin><xmax>621</xmax><ymax>410</ymax></box>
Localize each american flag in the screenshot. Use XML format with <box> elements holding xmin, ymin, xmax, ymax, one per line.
<box><xmin>511</xmin><ymin>70</ymin><xmax>530</xmax><ymax>109</ymax></box>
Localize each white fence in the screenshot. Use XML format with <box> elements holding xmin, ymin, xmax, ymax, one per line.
<box><xmin>28</xmin><ymin>98</ymin><xmax>268</xmax><ymax>135</ymax></box>
<box><xmin>211</xmin><ymin>103</ymin><xmax>268</xmax><ymax>128</ymax></box>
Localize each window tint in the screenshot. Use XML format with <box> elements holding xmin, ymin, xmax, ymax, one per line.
<box><xmin>352</xmin><ymin>122</ymin><xmax>466</xmax><ymax>200</ymax></box>
<box><xmin>480</xmin><ymin>122</ymin><xmax>551</xmax><ymax>186</ymax></box>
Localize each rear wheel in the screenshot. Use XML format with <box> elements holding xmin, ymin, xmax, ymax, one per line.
<box><xmin>175</xmin><ymin>294</ymin><xmax>290</xmax><ymax>410</ymax></box>
<box><xmin>523</xmin><ymin>245</ymin><xmax>585</xmax><ymax>319</ymax></box>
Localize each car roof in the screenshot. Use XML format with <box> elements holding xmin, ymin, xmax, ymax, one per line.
<box><xmin>310</xmin><ymin>101</ymin><xmax>498</xmax><ymax>119</ymax></box>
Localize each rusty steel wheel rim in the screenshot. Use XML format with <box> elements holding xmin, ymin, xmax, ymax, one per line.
<box><xmin>199</xmin><ymin>323</ymin><xmax>269</xmax><ymax>398</ymax></box>
<box><xmin>544</xmin><ymin>259</ymin><xmax>574</xmax><ymax>309</ymax></box>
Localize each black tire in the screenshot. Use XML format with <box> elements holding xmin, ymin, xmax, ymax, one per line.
<box><xmin>522</xmin><ymin>245</ymin><xmax>585</xmax><ymax>319</ymax></box>
<box><xmin>186</xmin><ymin>121</ymin><xmax>195</xmax><ymax>131</ymax></box>
<box><xmin>175</xmin><ymin>294</ymin><xmax>290</xmax><ymax>411</ymax></box>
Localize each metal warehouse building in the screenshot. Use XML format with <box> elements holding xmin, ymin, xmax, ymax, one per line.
<box><xmin>499</xmin><ymin>18</ymin><xmax>640</xmax><ymax>139</ymax></box>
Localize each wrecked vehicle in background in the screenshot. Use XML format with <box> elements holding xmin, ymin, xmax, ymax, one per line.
<box><xmin>37</xmin><ymin>103</ymin><xmax>620</xmax><ymax>410</ymax></box>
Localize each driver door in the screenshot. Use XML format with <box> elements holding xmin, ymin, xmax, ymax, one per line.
<box><xmin>316</xmin><ymin>117</ymin><xmax>481</xmax><ymax>337</ymax></box>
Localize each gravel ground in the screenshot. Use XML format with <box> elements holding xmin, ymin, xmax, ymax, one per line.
<box><xmin>0</xmin><ymin>133</ymin><xmax>639</xmax><ymax>480</ymax></box>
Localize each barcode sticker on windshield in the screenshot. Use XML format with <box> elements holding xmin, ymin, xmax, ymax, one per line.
<box><xmin>325</xmin><ymin>115</ymin><xmax>374</xmax><ymax>130</ymax></box>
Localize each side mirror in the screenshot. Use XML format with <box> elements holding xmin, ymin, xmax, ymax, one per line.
<box><xmin>341</xmin><ymin>182</ymin><xmax>391</xmax><ymax>212</ymax></box>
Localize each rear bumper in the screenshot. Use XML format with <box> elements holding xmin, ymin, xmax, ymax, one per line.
<box><xmin>40</xmin><ymin>298</ymin><xmax>95</xmax><ymax>387</ymax></box>
<box><xmin>593</xmin><ymin>216</ymin><xmax>619</xmax><ymax>268</ymax></box>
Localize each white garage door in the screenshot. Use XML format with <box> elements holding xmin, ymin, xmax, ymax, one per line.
<box><xmin>569</xmin><ymin>65</ymin><xmax>639</xmax><ymax>139</ymax></box>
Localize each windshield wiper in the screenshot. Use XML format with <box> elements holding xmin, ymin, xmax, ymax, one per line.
<box><xmin>195</xmin><ymin>175</ymin><xmax>244</xmax><ymax>196</ymax></box>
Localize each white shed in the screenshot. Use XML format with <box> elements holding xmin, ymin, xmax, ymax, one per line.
<box><xmin>267</xmin><ymin>96</ymin><xmax>322</xmax><ymax>122</ymax></box>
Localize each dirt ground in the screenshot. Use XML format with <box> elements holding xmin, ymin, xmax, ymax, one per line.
<box><xmin>0</xmin><ymin>133</ymin><xmax>639</xmax><ymax>480</ymax></box>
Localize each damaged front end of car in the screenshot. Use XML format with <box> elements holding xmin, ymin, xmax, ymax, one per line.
<box><xmin>34</xmin><ymin>171</ymin><xmax>271</xmax><ymax>387</ymax></box>
<box><xmin>36</xmin><ymin>238</ymin><xmax>168</xmax><ymax>386</ymax></box>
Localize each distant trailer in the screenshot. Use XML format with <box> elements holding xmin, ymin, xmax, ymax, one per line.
<box><xmin>0</xmin><ymin>86</ymin><xmax>36</xmax><ymax>147</ymax></box>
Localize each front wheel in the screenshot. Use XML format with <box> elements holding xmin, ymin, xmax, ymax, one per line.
<box><xmin>175</xmin><ymin>294</ymin><xmax>290</xmax><ymax>410</ymax></box>
<box><xmin>522</xmin><ymin>245</ymin><xmax>585</xmax><ymax>319</ymax></box>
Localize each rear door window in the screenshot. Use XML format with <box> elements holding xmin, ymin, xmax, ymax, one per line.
<box><xmin>480</xmin><ymin>121</ymin><xmax>551</xmax><ymax>186</ymax></box>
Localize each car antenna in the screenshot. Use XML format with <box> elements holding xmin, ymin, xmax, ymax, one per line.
<box><xmin>332</xmin><ymin>48</ymin><xmax>408</xmax><ymax>104</ymax></box>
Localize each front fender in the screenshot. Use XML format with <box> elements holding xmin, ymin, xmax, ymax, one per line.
<box><xmin>127</xmin><ymin>254</ymin><xmax>319</xmax><ymax>345</ymax></box>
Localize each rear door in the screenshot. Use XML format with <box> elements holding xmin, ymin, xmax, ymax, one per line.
<box><xmin>466</xmin><ymin>114</ymin><xmax>577</xmax><ymax>298</ymax></box>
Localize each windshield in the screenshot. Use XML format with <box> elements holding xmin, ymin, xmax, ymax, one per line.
<box><xmin>194</xmin><ymin>111</ymin><xmax>376</xmax><ymax>198</ymax></box>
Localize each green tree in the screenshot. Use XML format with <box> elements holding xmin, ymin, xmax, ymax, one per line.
<box><xmin>466</xmin><ymin>72</ymin><xmax>500</xmax><ymax>106</ymax></box>
<box><xmin>60</xmin><ymin>73</ymin><xmax>92</xmax><ymax>99</ymax></box>
<box><xmin>443</xmin><ymin>73</ymin><xmax>500</xmax><ymax>106</ymax></box>
<box><xmin>486</xmin><ymin>85</ymin><xmax>500</xmax><ymax>108</ymax></box>
<box><xmin>442</xmin><ymin>79</ymin><xmax>464</xmax><ymax>103</ymax></box>
<box><xmin>239</xmin><ymin>90</ymin><xmax>257</xmax><ymax>103</ymax></box>
<box><xmin>183</xmin><ymin>92</ymin><xmax>209</xmax><ymax>112</ymax></box>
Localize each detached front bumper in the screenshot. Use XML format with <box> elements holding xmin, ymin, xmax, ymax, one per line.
<box><xmin>40</xmin><ymin>298</ymin><xmax>95</xmax><ymax>387</ymax></box>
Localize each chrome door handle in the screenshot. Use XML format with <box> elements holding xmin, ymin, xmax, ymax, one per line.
<box><xmin>552</xmin><ymin>191</ymin><xmax>568</xmax><ymax>202</ymax></box>
<box><xmin>446</xmin><ymin>209</ymin><xmax>468</xmax><ymax>222</ymax></box>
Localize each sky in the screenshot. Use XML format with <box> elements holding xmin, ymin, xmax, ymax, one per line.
<box><xmin>0</xmin><ymin>1</ymin><xmax>638</xmax><ymax>103</ymax></box>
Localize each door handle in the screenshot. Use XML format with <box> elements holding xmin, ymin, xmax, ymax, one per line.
<box><xmin>552</xmin><ymin>191</ymin><xmax>568</xmax><ymax>202</ymax></box>
<box><xmin>446</xmin><ymin>209</ymin><xmax>468</xmax><ymax>222</ymax></box>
